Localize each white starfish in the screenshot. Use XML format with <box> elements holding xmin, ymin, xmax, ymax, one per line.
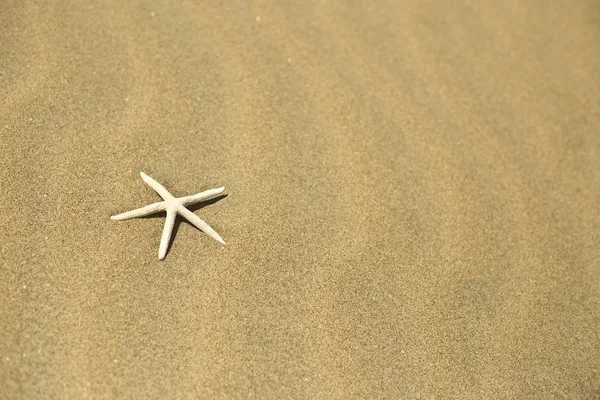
<box><xmin>111</xmin><ymin>172</ymin><xmax>225</xmax><ymax>260</ymax></box>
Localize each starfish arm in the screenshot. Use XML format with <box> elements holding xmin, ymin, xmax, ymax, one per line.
<box><xmin>158</xmin><ymin>208</ymin><xmax>177</xmax><ymax>260</ymax></box>
<box><xmin>177</xmin><ymin>206</ymin><xmax>225</xmax><ymax>244</ymax></box>
<box><xmin>140</xmin><ymin>172</ymin><xmax>174</xmax><ymax>200</ymax></box>
<box><xmin>110</xmin><ymin>201</ymin><xmax>167</xmax><ymax>221</ymax></box>
<box><xmin>180</xmin><ymin>187</ymin><xmax>225</xmax><ymax>206</ymax></box>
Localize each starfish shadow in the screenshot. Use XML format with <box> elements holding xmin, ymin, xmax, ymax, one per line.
<box><xmin>140</xmin><ymin>194</ymin><xmax>228</xmax><ymax>257</ymax></box>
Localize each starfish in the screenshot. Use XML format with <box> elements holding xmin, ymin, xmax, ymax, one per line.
<box><xmin>111</xmin><ymin>172</ymin><xmax>225</xmax><ymax>260</ymax></box>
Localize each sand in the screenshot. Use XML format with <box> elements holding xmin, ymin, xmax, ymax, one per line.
<box><xmin>0</xmin><ymin>1</ymin><xmax>599</xmax><ymax>398</ymax></box>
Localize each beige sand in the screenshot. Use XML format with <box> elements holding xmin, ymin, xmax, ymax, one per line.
<box><xmin>0</xmin><ymin>1</ymin><xmax>599</xmax><ymax>398</ymax></box>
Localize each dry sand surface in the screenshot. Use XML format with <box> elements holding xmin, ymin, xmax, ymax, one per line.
<box><xmin>1</xmin><ymin>1</ymin><xmax>599</xmax><ymax>399</ymax></box>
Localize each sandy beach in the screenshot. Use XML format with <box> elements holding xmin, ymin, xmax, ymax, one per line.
<box><xmin>0</xmin><ymin>1</ymin><xmax>599</xmax><ymax>398</ymax></box>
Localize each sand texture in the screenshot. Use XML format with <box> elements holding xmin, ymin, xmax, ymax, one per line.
<box><xmin>1</xmin><ymin>1</ymin><xmax>599</xmax><ymax>399</ymax></box>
